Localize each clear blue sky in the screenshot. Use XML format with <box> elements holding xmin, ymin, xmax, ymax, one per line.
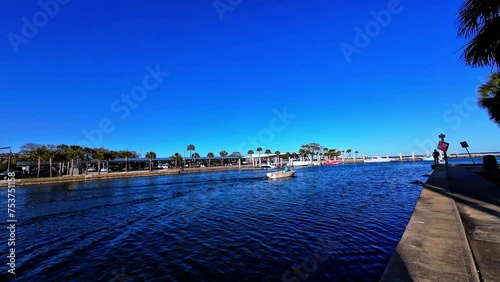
<box><xmin>1</xmin><ymin>0</ymin><xmax>499</xmax><ymax>157</ymax></box>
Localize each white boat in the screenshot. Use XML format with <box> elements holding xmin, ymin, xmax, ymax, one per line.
<box><xmin>266</xmin><ymin>170</ymin><xmax>296</xmax><ymax>179</ymax></box>
<box><xmin>288</xmin><ymin>160</ymin><xmax>310</xmax><ymax>167</ymax></box>
<box><xmin>421</xmin><ymin>157</ymin><xmax>445</xmax><ymax>164</ymax></box>
<box><xmin>363</xmin><ymin>156</ymin><xmax>391</xmax><ymax>163</ymax></box>
<box><xmin>322</xmin><ymin>160</ymin><xmax>340</xmax><ymax>165</ymax></box>
<box><xmin>261</xmin><ymin>161</ymin><xmax>276</xmax><ymax>169</ymax></box>
<box><xmin>312</xmin><ymin>161</ymin><xmax>321</xmax><ymax>166</ymax></box>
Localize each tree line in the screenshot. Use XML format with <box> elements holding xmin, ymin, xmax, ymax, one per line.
<box><xmin>4</xmin><ymin>142</ymin><xmax>360</xmax><ymax>177</ymax></box>
<box><xmin>246</xmin><ymin>143</ymin><xmax>359</xmax><ymax>167</ymax></box>
<box><xmin>17</xmin><ymin>143</ymin><xmax>140</xmax><ymax>177</ymax></box>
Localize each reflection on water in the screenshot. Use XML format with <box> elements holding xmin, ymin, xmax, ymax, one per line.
<box><xmin>1</xmin><ymin>162</ymin><xmax>434</xmax><ymax>281</ymax></box>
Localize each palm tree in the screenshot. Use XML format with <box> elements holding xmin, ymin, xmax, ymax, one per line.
<box><xmin>82</xmin><ymin>147</ymin><xmax>93</xmax><ymax>175</ymax></box>
<box><xmin>207</xmin><ymin>152</ymin><xmax>214</xmax><ymax>167</ymax></box>
<box><xmin>247</xmin><ymin>150</ymin><xmax>254</xmax><ymax>167</ymax></box>
<box><xmin>56</xmin><ymin>144</ymin><xmax>69</xmax><ymax>176</ymax></box>
<box><xmin>172</xmin><ymin>153</ymin><xmax>182</xmax><ymax>168</ymax></box>
<box><xmin>33</xmin><ymin>145</ymin><xmax>46</xmax><ymax>178</ymax></box>
<box><xmin>336</xmin><ymin>150</ymin><xmax>342</xmax><ymax>159</ymax></box>
<box><xmin>219</xmin><ymin>150</ymin><xmax>228</xmax><ymax>166</ymax></box>
<box><xmin>92</xmin><ymin>148</ymin><xmax>104</xmax><ymax>175</ymax></box>
<box><xmin>121</xmin><ymin>150</ymin><xmax>134</xmax><ymax>172</ymax></box>
<box><xmin>169</xmin><ymin>154</ymin><xmax>176</xmax><ymax>168</ymax></box>
<box><xmin>346</xmin><ymin>149</ymin><xmax>352</xmax><ymax>159</ymax></box>
<box><xmin>20</xmin><ymin>143</ymin><xmax>47</xmax><ymax>177</ymax></box>
<box><xmin>69</xmin><ymin>145</ymin><xmax>83</xmax><ymax>176</ymax></box>
<box><xmin>192</xmin><ymin>152</ymin><xmax>200</xmax><ymax>167</ymax></box>
<box><xmin>256</xmin><ymin>147</ymin><xmax>262</xmax><ymax>166</ymax></box>
<box><xmin>298</xmin><ymin>149</ymin><xmax>306</xmax><ymax>161</ymax></box>
<box><xmin>323</xmin><ymin>147</ymin><xmax>329</xmax><ymax>161</ymax></box>
<box><xmin>275</xmin><ymin>150</ymin><xmax>281</xmax><ymax>165</ymax></box>
<box><xmin>284</xmin><ymin>152</ymin><xmax>291</xmax><ymax>165</ymax></box>
<box><xmin>145</xmin><ymin>151</ymin><xmax>157</xmax><ymax>171</ymax></box>
<box><xmin>354</xmin><ymin>150</ymin><xmax>359</xmax><ymax>160</ymax></box>
<box><xmin>45</xmin><ymin>145</ymin><xmax>56</xmax><ymax>177</ymax></box>
<box><xmin>103</xmin><ymin>149</ymin><xmax>116</xmax><ymax>172</ymax></box>
<box><xmin>187</xmin><ymin>144</ymin><xmax>195</xmax><ymax>168</ymax></box>
<box><xmin>457</xmin><ymin>1</ymin><xmax>500</xmax><ymax>68</ymax></box>
<box><xmin>265</xmin><ymin>149</ymin><xmax>272</xmax><ymax>163</ymax></box>
<box><xmin>478</xmin><ymin>72</ymin><xmax>500</xmax><ymax>125</ymax></box>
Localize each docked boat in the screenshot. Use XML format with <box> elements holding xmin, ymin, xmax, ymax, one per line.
<box><xmin>261</xmin><ymin>161</ymin><xmax>276</xmax><ymax>170</ymax></box>
<box><xmin>288</xmin><ymin>160</ymin><xmax>310</xmax><ymax>167</ymax></box>
<box><xmin>322</xmin><ymin>160</ymin><xmax>339</xmax><ymax>165</ymax></box>
<box><xmin>421</xmin><ymin>157</ymin><xmax>445</xmax><ymax>164</ymax></box>
<box><xmin>363</xmin><ymin>156</ymin><xmax>391</xmax><ymax>163</ymax></box>
<box><xmin>266</xmin><ymin>170</ymin><xmax>296</xmax><ymax>179</ymax></box>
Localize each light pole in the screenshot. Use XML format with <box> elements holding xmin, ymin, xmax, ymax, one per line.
<box><xmin>438</xmin><ymin>133</ymin><xmax>448</xmax><ymax>166</ymax></box>
<box><xmin>0</xmin><ymin>147</ymin><xmax>12</xmax><ymax>173</ymax></box>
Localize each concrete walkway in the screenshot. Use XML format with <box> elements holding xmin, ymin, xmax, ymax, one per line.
<box><xmin>382</xmin><ymin>165</ymin><xmax>500</xmax><ymax>281</ymax></box>
<box><xmin>447</xmin><ymin>166</ymin><xmax>500</xmax><ymax>282</ymax></box>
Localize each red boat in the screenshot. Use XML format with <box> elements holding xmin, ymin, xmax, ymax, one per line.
<box><xmin>322</xmin><ymin>160</ymin><xmax>339</xmax><ymax>165</ymax></box>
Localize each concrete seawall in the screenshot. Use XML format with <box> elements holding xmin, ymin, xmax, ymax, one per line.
<box><xmin>381</xmin><ymin>166</ymin><xmax>478</xmax><ymax>281</ymax></box>
<box><xmin>381</xmin><ymin>165</ymin><xmax>500</xmax><ymax>281</ymax></box>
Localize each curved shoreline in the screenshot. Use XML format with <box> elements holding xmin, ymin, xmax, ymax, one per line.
<box><xmin>0</xmin><ymin>166</ymin><xmax>260</xmax><ymax>187</ymax></box>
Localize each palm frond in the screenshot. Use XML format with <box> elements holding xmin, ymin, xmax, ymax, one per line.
<box><xmin>458</xmin><ymin>0</ymin><xmax>500</xmax><ymax>38</ymax></box>
<box><xmin>477</xmin><ymin>72</ymin><xmax>500</xmax><ymax>126</ymax></box>
<box><xmin>461</xmin><ymin>17</ymin><xmax>500</xmax><ymax>68</ymax></box>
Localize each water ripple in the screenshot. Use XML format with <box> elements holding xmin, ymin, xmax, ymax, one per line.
<box><xmin>1</xmin><ymin>162</ymin><xmax>431</xmax><ymax>281</ymax></box>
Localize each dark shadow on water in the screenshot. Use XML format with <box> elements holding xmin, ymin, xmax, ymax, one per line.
<box><xmin>379</xmin><ymin>250</ymin><xmax>412</xmax><ymax>281</ymax></box>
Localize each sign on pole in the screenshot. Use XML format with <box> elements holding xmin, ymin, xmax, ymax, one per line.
<box><xmin>437</xmin><ymin>141</ymin><xmax>449</xmax><ymax>152</ymax></box>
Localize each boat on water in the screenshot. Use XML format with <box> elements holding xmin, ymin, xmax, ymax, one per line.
<box><xmin>261</xmin><ymin>161</ymin><xmax>277</xmax><ymax>170</ymax></box>
<box><xmin>421</xmin><ymin>157</ymin><xmax>445</xmax><ymax>164</ymax></box>
<box><xmin>266</xmin><ymin>170</ymin><xmax>296</xmax><ymax>179</ymax></box>
<box><xmin>322</xmin><ymin>160</ymin><xmax>339</xmax><ymax>165</ymax></box>
<box><xmin>363</xmin><ymin>156</ymin><xmax>391</xmax><ymax>163</ymax></box>
<box><xmin>288</xmin><ymin>160</ymin><xmax>310</xmax><ymax>167</ymax></box>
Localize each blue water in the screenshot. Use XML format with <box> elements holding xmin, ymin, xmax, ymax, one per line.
<box><xmin>2</xmin><ymin>162</ymin><xmax>436</xmax><ymax>281</ymax></box>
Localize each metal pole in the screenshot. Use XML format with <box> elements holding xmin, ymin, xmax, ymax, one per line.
<box><xmin>0</xmin><ymin>147</ymin><xmax>12</xmax><ymax>173</ymax></box>
<box><xmin>8</xmin><ymin>148</ymin><xmax>11</xmax><ymax>173</ymax></box>
<box><xmin>465</xmin><ymin>147</ymin><xmax>475</xmax><ymax>164</ymax></box>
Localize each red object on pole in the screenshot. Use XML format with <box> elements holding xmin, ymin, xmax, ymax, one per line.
<box><xmin>437</xmin><ymin>141</ymin><xmax>449</xmax><ymax>152</ymax></box>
